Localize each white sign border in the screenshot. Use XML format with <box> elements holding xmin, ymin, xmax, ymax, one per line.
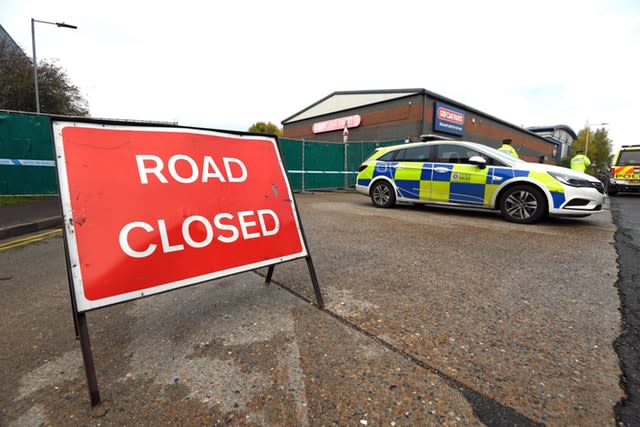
<box><xmin>53</xmin><ymin>121</ymin><xmax>308</xmax><ymax>312</ymax></box>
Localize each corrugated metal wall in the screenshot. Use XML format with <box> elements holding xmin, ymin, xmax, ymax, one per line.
<box><xmin>0</xmin><ymin>112</ymin><xmax>57</xmax><ymax>195</ymax></box>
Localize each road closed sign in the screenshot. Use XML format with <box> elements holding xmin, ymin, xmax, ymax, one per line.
<box><xmin>52</xmin><ymin>121</ymin><xmax>308</xmax><ymax>312</ymax></box>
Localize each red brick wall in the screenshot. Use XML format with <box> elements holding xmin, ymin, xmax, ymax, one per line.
<box><xmin>283</xmin><ymin>93</ymin><xmax>556</xmax><ymax>163</ymax></box>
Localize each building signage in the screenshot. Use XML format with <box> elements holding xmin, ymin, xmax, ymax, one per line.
<box><xmin>53</xmin><ymin>121</ymin><xmax>308</xmax><ymax>312</ymax></box>
<box><xmin>312</xmin><ymin>115</ymin><xmax>361</xmax><ymax>134</ymax></box>
<box><xmin>433</xmin><ymin>102</ymin><xmax>465</xmax><ymax>136</ymax></box>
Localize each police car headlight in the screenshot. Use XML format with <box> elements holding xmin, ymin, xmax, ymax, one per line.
<box><xmin>548</xmin><ymin>171</ymin><xmax>593</xmax><ymax>187</ymax></box>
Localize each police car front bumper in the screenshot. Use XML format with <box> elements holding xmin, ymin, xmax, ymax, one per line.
<box><xmin>609</xmin><ymin>179</ymin><xmax>640</xmax><ymax>192</ymax></box>
<box><xmin>550</xmin><ymin>185</ymin><xmax>605</xmax><ymax>216</ymax></box>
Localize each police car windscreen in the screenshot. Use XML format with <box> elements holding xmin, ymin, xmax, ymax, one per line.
<box><xmin>619</xmin><ymin>151</ymin><xmax>640</xmax><ymax>165</ymax></box>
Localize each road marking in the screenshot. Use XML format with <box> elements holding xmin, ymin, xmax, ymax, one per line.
<box><xmin>0</xmin><ymin>229</ymin><xmax>62</xmax><ymax>251</ymax></box>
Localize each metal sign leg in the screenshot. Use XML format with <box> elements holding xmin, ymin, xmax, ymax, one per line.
<box><xmin>265</xmin><ymin>265</ymin><xmax>275</xmax><ymax>285</ymax></box>
<box><xmin>77</xmin><ymin>312</ymin><xmax>101</xmax><ymax>406</ymax></box>
<box><xmin>305</xmin><ymin>256</ymin><xmax>324</xmax><ymax>309</ymax></box>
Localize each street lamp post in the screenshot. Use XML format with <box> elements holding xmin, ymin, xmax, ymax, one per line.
<box><xmin>584</xmin><ymin>120</ymin><xmax>608</xmax><ymax>157</ymax></box>
<box><xmin>31</xmin><ymin>18</ymin><xmax>77</xmax><ymax>113</ymax></box>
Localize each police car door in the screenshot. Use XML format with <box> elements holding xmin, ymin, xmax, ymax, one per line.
<box><xmin>431</xmin><ymin>144</ymin><xmax>493</xmax><ymax>206</ymax></box>
<box><xmin>392</xmin><ymin>145</ymin><xmax>432</xmax><ymax>201</ymax></box>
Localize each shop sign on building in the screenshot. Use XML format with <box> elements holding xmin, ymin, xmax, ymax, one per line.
<box><xmin>434</xmin><ymin>102</ymin><xmax>465</xmax><ymax>136</ymax></box>
<box><xmin>312</xmin><ymin>115</ymin><xmax>361</xmax><ymax>134</ymax></box>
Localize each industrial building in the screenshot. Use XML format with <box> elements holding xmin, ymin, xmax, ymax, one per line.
<box><xmin>282</xmin><ymin>88</ymin><xmax>575</xmax><ymax>164</ymax></box>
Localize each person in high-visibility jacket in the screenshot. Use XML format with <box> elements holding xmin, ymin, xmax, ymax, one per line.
<box><xmin>570</xmin><ymin>150</ymin><xmax>591</xmax><ymax>173</ymax></box>
<box><xmin>498</xmin><ymin>138</ymin><xmax>519</xmax><ymax>158</ymax></box>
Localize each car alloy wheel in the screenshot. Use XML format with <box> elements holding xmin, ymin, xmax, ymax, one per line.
<box><xmin>371</xmin><ymin>180</ymin><xmax>396</xmax><ymax>208</ymax></box>
<box><xmin>500</xmin><ymin>185</ymin><xmax>547</xmax><ymax>224</ymax></box>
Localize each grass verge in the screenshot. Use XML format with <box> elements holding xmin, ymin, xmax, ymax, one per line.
<box><xmin>0</xmin><ymin>196</ymin><xmax>47</xmax><ymax>206</ymax></box>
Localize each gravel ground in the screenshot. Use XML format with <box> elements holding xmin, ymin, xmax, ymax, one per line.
<box><xmin>0</xmin><ymin>191</ymin><xmax>623</xmax><ymax>426</ymax></box>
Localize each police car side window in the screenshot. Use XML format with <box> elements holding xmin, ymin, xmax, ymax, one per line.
<box><xmin>436</xmin><ymin>144</ymin><xmax>505</xmax><ymax>166</ymax></box>
<box><xmin>395</xmin><ymin>146</ymin><xmax>430</xmax><ymax>162</ymax></box>
<box><xmin>436</xmin><ymin>144</ymin><xmax>468</xmax><ymax>164</ymax></box>
<box><xmin>473</xmin><ymin>152</ymin><xmax>502</xmax><ymax>166</ymax></box>
<box><xmin>468</xmin><ymin>151</ymin><xmax>506</xmax><ymax>166</ymax></box>
<box><xmin>378</xmin><ymin>151</ymin><xmax>397</xmax><ymax>162</ymax></box>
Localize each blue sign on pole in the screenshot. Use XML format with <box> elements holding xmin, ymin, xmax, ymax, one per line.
<box><xmin>433</xmin><ymin>102</ymin><xmax>466</xmax><ymax>136</ymax></box>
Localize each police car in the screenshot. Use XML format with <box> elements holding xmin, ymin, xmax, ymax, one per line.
<box><xmin>355</xmin><ymin>140</ymin><xmax>605</xmax><ymax>224</ymax></box>
<box><xmin>607</xmin><ymin>145</ymin><xmax>640</xmax><ymax>195</ymax></box>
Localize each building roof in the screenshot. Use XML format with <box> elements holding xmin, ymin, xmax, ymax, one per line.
<box><xmin>281</xmin><ymin>88</ymin><xmax>559</xmax><ymax>145</ymax></box>
<box><xmin>527</xmin><ymin>125</ymin><xmax>578</xmax><ymax>140</ymax></box>
<box><xmin>282</xmin><ymin>89</ymin><xmax>423</xmax><ymax>124</ymax></box>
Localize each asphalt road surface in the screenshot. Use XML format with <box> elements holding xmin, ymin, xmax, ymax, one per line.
<box><xmin>610</xmin><ymin>194</ymin><xmax>640</xmax><ymax>426</ymax></box>
<box><xmin>0</xmin><ymin>192</ymin><xmax>632</xmax><ymax>426</ymax></box>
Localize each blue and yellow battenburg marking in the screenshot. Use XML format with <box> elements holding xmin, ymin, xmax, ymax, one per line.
<box><xmin>357</xmin><ymin>162</ymin><xmax>566</xmax><ymax>208</ymax></box>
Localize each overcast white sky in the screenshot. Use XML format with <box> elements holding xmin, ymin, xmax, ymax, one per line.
<box><xmin>2</xmin><ymin>0</ymin><xmax>639</xmax><ymax>150</ymax></box>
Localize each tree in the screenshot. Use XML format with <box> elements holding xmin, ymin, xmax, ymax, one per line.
<box><xmin>248</xmin><ymin>121</ymin><xmax>282</xmax><ymax>137</ymax></box>
<box><xmin>0</xmin><ymin>38</ymin><xmax>33</xmax><ymax>112</ymax></box>
<box><xmin>571</xmin><ymin>127</ymin><xmax>612</xmax><ymax>174</ymax></box>
<box><xmin>0</xmin><ymin>38</ymin><xmax>89</xmax><ymax>116</ymax></box>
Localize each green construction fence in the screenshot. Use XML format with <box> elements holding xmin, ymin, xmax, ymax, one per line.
<box><xmin>278</xmin><ymin>138</ymin><xmax>403</xmax><ymax>191</ymax></box>
<box><xmin>0</xmin><ymin>111</ymin><xmax>57</xmax><ymax>195</ymax></box>
<box><xmin>0</xmin><ymin>110</ymin><xmax>403</xmax><ymax>194</ymax></box>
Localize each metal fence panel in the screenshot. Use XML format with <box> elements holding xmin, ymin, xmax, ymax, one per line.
<box><xmin>0</xmin><ymin>110</ymin><xmax>404</xmax><ymax>195</ymax></box>
<box><xmin>302</xmin><ymin>141</ymin><xmax>344</xmax><ymax>190</ymax></box>
<box><xmin>278</xmin><ymin>138</ymin><xmax>303</xmax><ymax>191</ymax></box>
<box><xmin>279</xmin><ymin>138</ymin><xmax>404</xmax><ymax>191</ymax></box>
<box><xmin>0</xmin><ymin>111</ymin><xmax>57</xmax><ymax>195</ymax></box>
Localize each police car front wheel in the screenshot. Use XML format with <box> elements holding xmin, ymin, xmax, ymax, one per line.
<box><xmin>371</xmin><ymin>181</ymin><xmax>396</xmax><ymax>208</ymax></box>
<box><xmin>500</xmin><ymin>185</ymin><xmax>547</xmax><ymax>224</ymax></box>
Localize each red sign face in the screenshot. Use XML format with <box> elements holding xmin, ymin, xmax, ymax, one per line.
<box><xmin>437</xmin><ymin>107</ymin><xmax>465</xmax><ymax>125</ymax></box>
<box><xmin>53</xmin><ymin>122</ymin><xmax>307</xmax><ymax>311</ymax></box>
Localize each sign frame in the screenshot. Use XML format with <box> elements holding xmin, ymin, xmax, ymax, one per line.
<box><xmin>51</xmin><ymin>117</ymin><xmax>324</xmax><ymax>406</ymax></box>
<box><xmin>53</xmin><ymin>120</ymin><xmax>316</xmax><ymax>312</ymax></box>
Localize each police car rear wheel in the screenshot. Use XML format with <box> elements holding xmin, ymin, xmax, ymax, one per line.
<box><xmin>371</xmin><ymin>181</ymin><xmax>396</xmax><ymax>208</ymax></box>
<box><xmin>500</xmin><ymin>185</ymin><xmax>547</xmax><ymax>224</ymax></box>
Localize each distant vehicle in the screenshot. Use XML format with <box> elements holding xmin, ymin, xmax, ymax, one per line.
<box><xmin>355</xmin><ymin>140</ymin><xmax>605</xmax><ymax>224</ymax></box>
<box><xmin>608</xmin><ymin>145</ymin><xmax>640</xmax><ymax>195</ymax></box>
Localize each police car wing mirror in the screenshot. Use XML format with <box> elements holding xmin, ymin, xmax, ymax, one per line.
<box><xmin>468</xmin><ymin>156</ymin><xmax>487</xmax><ymax>169</ymax></box>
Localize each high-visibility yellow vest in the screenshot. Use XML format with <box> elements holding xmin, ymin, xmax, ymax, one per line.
<box><xmin>570</xmin><ymin>154</ymin><xmax>591</xmax><ymax>172</ymax></box>
<box><xmin>498</xmin><ymin>144</ymin><xmax>518</xmax><ymax>159</ymax></box>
